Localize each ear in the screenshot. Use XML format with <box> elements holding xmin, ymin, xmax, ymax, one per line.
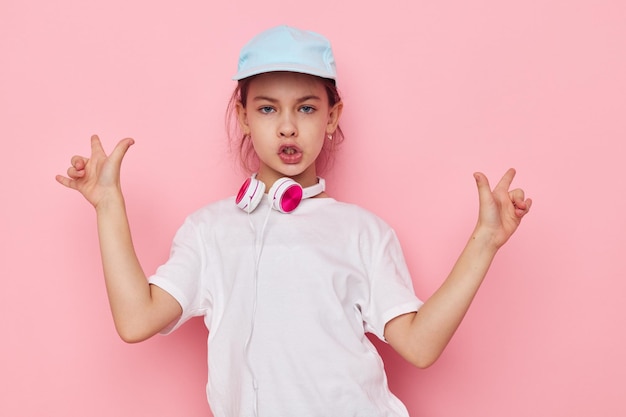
<box><xmin>236</xmin><ymin>101</ymin><xmax>251</xmax><ymax>135</ymax></box>
<box><xmin>326</xmin><ymin>101</ymin><xmax>343</xmax><ymax>134</ymax></box>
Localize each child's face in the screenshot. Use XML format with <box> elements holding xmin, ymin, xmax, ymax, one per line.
<box><xmin>237</xmin><ymin>71</ymin><xmax>341</xmax><ymax>188</ymax></box>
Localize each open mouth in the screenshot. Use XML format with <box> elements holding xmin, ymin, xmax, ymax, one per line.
<box><xmin>279</xmin><ymin>145</ymin><xmax>301</xmax><ymax>155</ymax></box>
<box><xmin>282</xmin><ymin>147</ymin><xmax>298</xmax><ymax>155</ymax></box>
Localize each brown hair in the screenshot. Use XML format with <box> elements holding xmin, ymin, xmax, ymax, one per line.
<box><xmin>225</xmin><ymin>75</ymin><xmax>344</xmax><ymax>175</ymax></box>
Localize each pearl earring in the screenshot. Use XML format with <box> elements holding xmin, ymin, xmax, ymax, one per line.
<box><xmin>327</xmin><ymin>133</ymin><xmax>333</xmax><ymax>141</ymax></box>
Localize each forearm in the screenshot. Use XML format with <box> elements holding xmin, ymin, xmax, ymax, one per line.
<box><xmin>415</xmin><ymin>228</ymin><xmax>498</xmax><ymax>356</ymax></box>
<box><xmin>95</xmin><ymin>192</ymin><xmax>153</xmax><ymax>341</ymax></box>
<box><xmin>387</xmin><ymin>226</ymin><xmax>499</xmax><ymax>368</ymax></box>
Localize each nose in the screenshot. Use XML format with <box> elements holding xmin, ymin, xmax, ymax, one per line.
<box><xmin>278</xmin><ymin>112</ymin><xmax>297</xmax><ymax>138</ymax></box>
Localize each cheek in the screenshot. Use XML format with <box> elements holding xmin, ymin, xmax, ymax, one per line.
<box><xmin>249</xmin><ymin>136</ymin><xmax>265</xmax><ymax>153</ymax></box>
<box><xmin>306</xmin><ymin>114</ymin><xmax>329</xmax><ymax>134</ymax></box>
<box><xmin>312</xmin><ymin>129</ymin><xmax>327</xmax><ymax>154</ymax></box>
<box><xmin>246</xmin><ymin>119</ymin><xmax>270</xmax><ymax>138</ymax></box>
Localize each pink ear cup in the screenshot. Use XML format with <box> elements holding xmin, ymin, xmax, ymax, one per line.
<box><xmin>235</xmin><ymin>177</ymin><xmax>266</xmax><ymax>212</ymax></box>
<box><xmin>236</xmin><ymin>177</ymin><xmax>252</xmax><ymax>204</ymax></box>
<box><xmin>268</xmin><ymin>177</ymin><xmax>303</xmax><ymax>213</ymax></box>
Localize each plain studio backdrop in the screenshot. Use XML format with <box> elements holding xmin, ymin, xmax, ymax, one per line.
<box><xmin>1</xmin><ymin>1</ymin><xmax>624</xmax><ymax>416</ymax></box>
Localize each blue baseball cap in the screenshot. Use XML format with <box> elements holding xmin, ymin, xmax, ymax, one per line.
<box><xmin>233</xmin><ymin>25</ymin><xmax>337</xmax><ymax>81</ymax></box>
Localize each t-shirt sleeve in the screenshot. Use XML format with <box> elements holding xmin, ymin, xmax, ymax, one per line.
<box><xmin>148</xmin><ymin>217</ymin><xmax>213</xmax><ymax>334</ymax></box>
<box><xmin>362</xmin><ymin>228</ymin><xmax>423</xmax><ymax>342</ymax></box>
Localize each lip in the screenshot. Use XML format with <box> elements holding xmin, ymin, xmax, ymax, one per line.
<box><xmin>278</xmin><ymin>144</ymin><xmax>303</xmax><ymax>164</ymax></box>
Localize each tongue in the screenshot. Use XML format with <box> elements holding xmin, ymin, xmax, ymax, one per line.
<box><xmin>279</xmin><ymin>148</ymin><xmax>302</xmax><ymax>164</ymax></box>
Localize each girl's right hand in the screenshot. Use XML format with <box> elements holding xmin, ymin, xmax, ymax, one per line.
<box><xmin>56</xmin><ymin>135</ymin><xmax>135</xmax><ymax>208</ymax></box>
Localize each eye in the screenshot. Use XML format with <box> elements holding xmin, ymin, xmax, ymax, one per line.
<box><xmin>259</xmin><ymin>106</ymin><xmax>275</xmax><ymax>114</ymax></box>
<box><xmin>299</xmin><ymin>105</ymin><xmax>315</xmax><ymax>114</ymax></box>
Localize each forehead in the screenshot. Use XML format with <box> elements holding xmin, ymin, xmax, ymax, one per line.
<box><xmin>247</xmin><ymin>71</ymin><xmax>327</xmax><ymax>98</ymax></box>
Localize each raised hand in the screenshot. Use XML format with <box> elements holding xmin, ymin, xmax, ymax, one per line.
<box><xmin>473</xmin><ymin>168</ymin><xmax>532</xmax><ymax>249</ymax></box>
<box><xmin>56</xmin><ymin>135</ymin><xmax>135</xmax><ymax>208</ymax></box>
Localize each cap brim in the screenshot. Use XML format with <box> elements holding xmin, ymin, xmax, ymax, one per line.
<box><xmin>233</xmin><ymin>63</ymin><xmax>336</xmax><ymax>81</ymax></box>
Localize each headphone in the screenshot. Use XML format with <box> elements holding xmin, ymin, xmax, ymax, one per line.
<box><xmin>235</xmin><ymin>174</ymin><xmax>326</xmax><ymax>213</ymax></box>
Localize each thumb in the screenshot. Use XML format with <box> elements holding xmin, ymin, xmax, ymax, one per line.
<box><xmin>109</xmin><ymin>138</ymin><xmax>135</xmax><ymax>168</ymax></box>
<box><xmin>473</xmin><ymin>172</ymin><xmax>493</xmax><ymax>206</ymax></box>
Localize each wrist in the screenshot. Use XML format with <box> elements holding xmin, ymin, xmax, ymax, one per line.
<box><xmin>94</xmin><ymin>189</ymin><xmax>126</xmax><ymax>214</ymax></box>
<box><xmin>469</xmin><ymin>225</ymin><xmax>501</xmax><ymax>253</ymax></box>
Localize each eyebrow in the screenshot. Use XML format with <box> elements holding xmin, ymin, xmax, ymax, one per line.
<box><xmin>251</xmin><ymin>95</ymin><xmax>322</xmax><ymax>103</ymax></box>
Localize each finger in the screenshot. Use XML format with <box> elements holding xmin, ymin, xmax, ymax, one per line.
<box><xmin>70</xmin><ymin>155</ymin><xmax>88</xmax><ymax>170</ymax></box>
<box><xmin>67</xmin><ymin>165</ymin><xmax>86</xmax><ymax>179</ymax></box>
<box><xmin>513</xmin><ymin>198</ymin><xmax>532</xmax><ymax>217</ymax></box>
<box><xmin>493</xmin><ymin>168</ymin><xmax>516</xmax><ymax>193</ymax></box>
<box><xmin>90</xmin><ymin>134</ymin><xmax>106</xmax><ymax>157</ymax></box>
<box><xmin>55</xmin><ymin>174</ymin><xmax>76</xmax><ymax>189</ymax></box>
<box><xmin>509</xmin><ymin>188</ymin><xmax>525</xmax><ymax>202</ymax></box>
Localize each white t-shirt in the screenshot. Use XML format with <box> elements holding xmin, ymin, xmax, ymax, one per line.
<box><xmin>149</xmin><ymin>196</ymin><xmax>423</xmax><ymax>417</ymax></box>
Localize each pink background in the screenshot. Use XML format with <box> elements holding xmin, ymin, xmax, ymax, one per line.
<box><xmin>1</xmin><ymin>0</ymin><xmax>625</xmax><ymax>416</ymax></box>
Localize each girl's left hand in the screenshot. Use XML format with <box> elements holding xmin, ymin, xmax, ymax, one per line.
<box><xmin>473</xmin><ymin>168</ymin><xmax>532</xmax><ymax>249</ymax></box>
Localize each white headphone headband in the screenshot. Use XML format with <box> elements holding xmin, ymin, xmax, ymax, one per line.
<box><xmin>303</xmin><ymin>177</ymin><xmax>325</xmax><ymax>199</ymax></box>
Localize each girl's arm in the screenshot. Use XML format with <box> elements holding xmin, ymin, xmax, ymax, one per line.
<box><xmin>57</xmin><ymin>135</ymin><xmax>182</xmax><ymax>343</ymax></box>
<box><xmin>384</xmin><ymin>169</ymin><xmax>532</xmax><ymax>368</ymax></box>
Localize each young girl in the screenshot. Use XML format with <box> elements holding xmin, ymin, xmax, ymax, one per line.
<box><xmin>56</xmin><ymin>25</ymin><xmax>531</xmax><ymax>417</ymax></box>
